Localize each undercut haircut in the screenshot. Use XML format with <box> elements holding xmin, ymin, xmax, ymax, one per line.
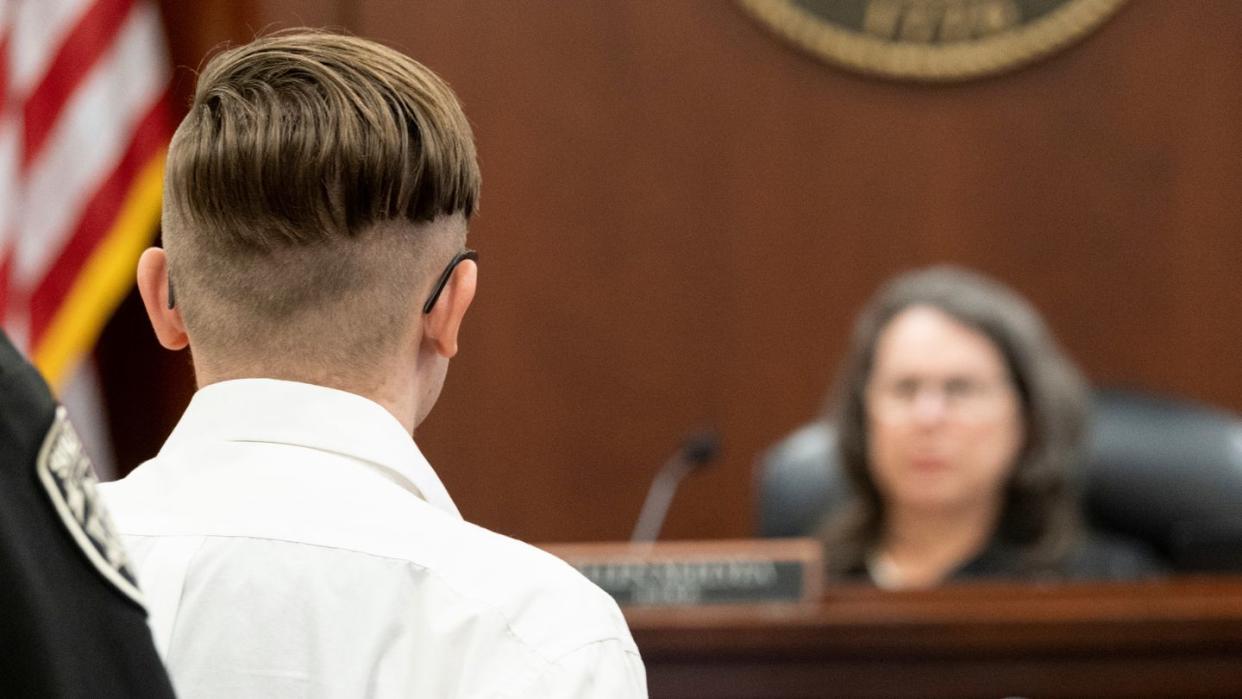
<box><xmin>162</xmin><ymin>30</ymin><xmax>480</xmax><ymax>383</ymax></box>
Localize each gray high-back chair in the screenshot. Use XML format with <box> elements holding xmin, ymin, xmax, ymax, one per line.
<box><xmin>756</xmin><ymin>390</ymin><xmax>1242</xmax><ymax>572</ymax></box>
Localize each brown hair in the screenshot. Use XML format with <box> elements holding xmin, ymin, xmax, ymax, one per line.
<box><xmin>822</xmin><ymin>266</ymin><xmax>1088</xmax><ymax>575</ymax></box>
<box><xmin>162</xmin><ymin>30</ymin><xmax>480</xmax><ymax>382</ymax></box>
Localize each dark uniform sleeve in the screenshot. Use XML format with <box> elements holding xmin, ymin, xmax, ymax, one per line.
<box><xmin>0</xmin><ymin>331</ymin><xmax>176</xmax><ymax>698</ymax></box>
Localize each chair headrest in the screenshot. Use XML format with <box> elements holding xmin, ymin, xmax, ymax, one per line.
<box><xmin>1088</xmin><ymin>390</ymin><xmax>1242</xmax><ymax>570</ymax></box>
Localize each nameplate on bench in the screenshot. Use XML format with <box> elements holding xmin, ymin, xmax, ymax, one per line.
<box><xmin>541</xmin><ymin>538</ymin><xmax>823</xmax><ymax>606</ymax></box>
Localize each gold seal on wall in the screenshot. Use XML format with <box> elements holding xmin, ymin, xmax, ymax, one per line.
<box><xmin>737</xmin><ymin>0</ymin><xmax>1129</xmax><ymax>81</ymax></box>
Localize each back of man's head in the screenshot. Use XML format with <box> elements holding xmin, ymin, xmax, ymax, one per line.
<box><xmin>161</xmin><ymin>31</ymin><xmax>480</xmax><ymax>387</ymax></box>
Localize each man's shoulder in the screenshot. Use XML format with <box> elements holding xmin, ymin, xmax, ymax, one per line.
<box><xmin>416</xmin><ymin>523</ymin><xmax>645</xmax><ymax>694</ymax></box>
<box><xmin>403</xmin><ymin>515</ymin><xmax>637</xmax><ymax>656</ymax></box>
<box><xmin>102</xmin><ymin>455</ymin><xmax>634</xmax><ymax>660</ymax></box>
<box><xmin>449</xmin><ymin>518</ymin><xmax>611</xmax><ymax>605</ymax></box>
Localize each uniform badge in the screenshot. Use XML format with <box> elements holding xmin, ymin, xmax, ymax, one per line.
<box><xmin>36</xmin><ymin>406</ymin><xmax>146</xmax><ymax>608</ymax></box>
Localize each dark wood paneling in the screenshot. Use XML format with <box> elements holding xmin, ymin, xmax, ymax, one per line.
<box><xmin>103</xmin><ymin>1</ymin><xmax>1242</xmax><ymax>545</ymax></box>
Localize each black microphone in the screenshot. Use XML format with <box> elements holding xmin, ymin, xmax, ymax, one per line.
<box><xmin>630</xmin><ymin>429</ymin><xmax>720</xmax><ymax>542</ymax></box>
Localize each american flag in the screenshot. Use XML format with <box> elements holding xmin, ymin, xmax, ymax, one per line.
<box><xmin>0</xmin><ymin>0</ymin><xmax>172</xmax><ymax>389</ymax></box>
<box><xmin>0</xmin><ymin>0</ymin><xmax>172</xmax><ymax>472</ymax></box>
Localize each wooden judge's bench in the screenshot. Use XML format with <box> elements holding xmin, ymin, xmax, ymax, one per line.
<box><xmin>628</xmin><ymin>579</ymin><xmax>1242</xmax><ymax>698</ymax></box>
<box><xmin>545</xmin><ymin>541</ymin><xmax>1242</xmax><ymax>698</ymax></box>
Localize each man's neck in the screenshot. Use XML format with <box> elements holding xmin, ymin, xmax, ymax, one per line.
<box><xmin>194</xmin><ymin>359</ymin><xmax>421</xmax><ymax>435</ymax></box>
<box><xmin>367</xmin><ymin>374</ymin><xmax>419</xmax><ymax>434</ymax></box>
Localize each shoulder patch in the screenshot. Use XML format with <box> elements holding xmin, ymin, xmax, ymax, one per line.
<box><xmin>36</xmin><ymin>406</ymin><xmax>146</xmax><ymax>608</ymax></box>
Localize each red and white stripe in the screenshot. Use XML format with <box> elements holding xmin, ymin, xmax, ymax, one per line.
<box><xmin>0</xmin><ymin>0</ymin><xmax>172</xmax><ymax>475</ymax></box>
<box><xmin>0</xmin><ymin>0</ymin><xmax>170</xmax><ymax>375</ymax></box>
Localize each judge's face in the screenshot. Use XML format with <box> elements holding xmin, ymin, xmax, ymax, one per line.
<box><xmin>864</xmin><ymin>306</ymin><xmax>1024</xmax><ymax>516</ymax></box>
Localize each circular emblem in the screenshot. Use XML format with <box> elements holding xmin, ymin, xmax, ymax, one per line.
<box><xmin>737</xmin><ymin>0</ymin><xmax>1129</xmax><ymax>81</ymax></box>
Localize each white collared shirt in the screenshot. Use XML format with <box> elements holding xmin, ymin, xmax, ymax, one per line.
<box><xmin>99</xmin><ymin>379</ymin><xmax>646</xmax><ymax>698</ymax></box>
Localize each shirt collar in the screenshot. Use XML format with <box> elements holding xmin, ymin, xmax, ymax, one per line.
<box><xmin>160</xmin><ymin>378</ymin><xmax>461</xmax><ymax>519</ymax></box>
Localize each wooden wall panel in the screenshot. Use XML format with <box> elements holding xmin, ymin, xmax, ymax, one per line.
<box><xmin>101</xmin><ymin>1</ymin><xmax>1242</xmax><ymax>545</ymax></box>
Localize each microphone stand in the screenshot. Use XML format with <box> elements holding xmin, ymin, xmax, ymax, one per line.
<box><xmin>630</xmin><ymin>431</ymin><xmax>719</xmax><ymax>543</ymax></box>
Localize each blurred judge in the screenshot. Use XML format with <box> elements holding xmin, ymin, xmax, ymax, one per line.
<box><xmin>820</xmin><ymin>266</ymin><xmax>1160</xmax><ymax>588</ymax></box>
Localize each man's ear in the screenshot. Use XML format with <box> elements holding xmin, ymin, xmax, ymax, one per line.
<box><xmin>422</xmin><ymin>258</ymin><xmax>477</xmax><ymax>358</ymax></box>
<box><xmin>136</xmin><ymin>247</ymin><xmax>189</xmax><ymax>350</ymax></box>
